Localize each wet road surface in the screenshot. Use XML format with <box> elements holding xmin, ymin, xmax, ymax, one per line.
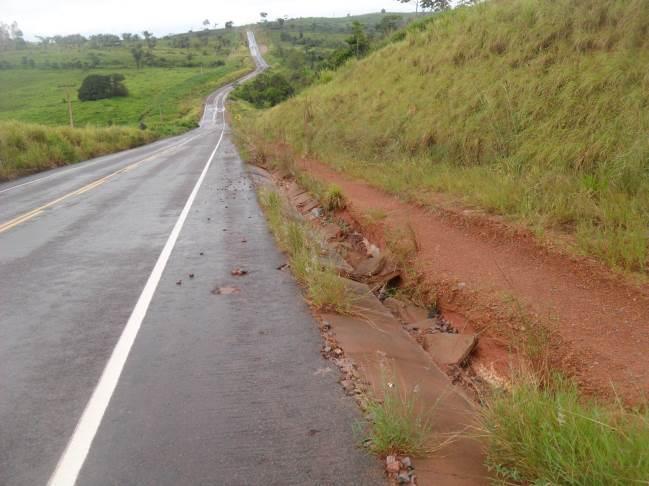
<box><xmin>0</xmin><ymin>32</ymin><xmax>382</xmax><ymax>486</ymax></box>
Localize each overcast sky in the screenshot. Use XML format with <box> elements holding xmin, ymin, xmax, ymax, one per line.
<box><xmin>3</xmin><ymin>0</ymin><xmax>416</xmax><ymax>40</ymax></box>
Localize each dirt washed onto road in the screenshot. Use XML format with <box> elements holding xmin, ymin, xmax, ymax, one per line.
<box><xmin>297</xmin><ymin>158</ymin><xmax>649</xmax><ymax>404</ymax></box>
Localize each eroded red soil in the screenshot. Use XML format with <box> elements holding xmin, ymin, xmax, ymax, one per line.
<box><xmin>299</xmin><ymin>158</ymin><xmax>649</xmax><ymax>403</ymax></box>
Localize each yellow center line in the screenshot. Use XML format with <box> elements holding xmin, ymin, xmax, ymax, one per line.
<box><xmin>0</xmin><ymin>127</ymin><xmax>207</xmax><ymax>236</ymax></box>
<box><xmin>0</xmin><ymin>154</ymin><xmax>157</xmax><ymax>235</ymax></box>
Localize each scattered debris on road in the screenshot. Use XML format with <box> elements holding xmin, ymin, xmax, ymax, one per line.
<box><xmin>212</xmin><ymin>286</ymin><xmax>240</xmax><ymax>295</ymax></box>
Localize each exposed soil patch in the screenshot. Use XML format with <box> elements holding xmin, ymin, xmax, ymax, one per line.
<box><xmin>296</xmin><ymin>158</ymin><xmax>649</xmax><ymax>404</ymax></box>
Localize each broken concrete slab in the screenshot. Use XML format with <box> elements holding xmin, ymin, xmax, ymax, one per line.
<box><xmin>423</xmin><ymin>333</ymin><xmax>478</xmax><ymax>366</ymax></box>
<box><xmin>321</xmin><ymin>223</ymin><xmax>342</xmax><ymax>241</ymax></box>
<box><xmin>293</xmin><ymin>192</ymin><xmax>314</xmax><ymax>207</ymax></box>
<box><xmin>323</xmin><ymin>248</ymin><xmax>354</xmax><ymax>276</ymax></box>
<box><xmin>287</xmin><ymin>182</ymin><xmax>307</xmax><ymax>199</ymax></box>
<box><xmin>383</xmin><ymin>298</ymin><xmax>430</xmax><ymax>324</ymax></box>
<box><xmin>301</xmin><ymin>198</ymin><xmax>321</xmax><ymax>213</ymax></box>
<box><xmin>340</xmin><ymin>278</ymin><xmax>394</xmax><ymax>319</ymax></box>
<box><xmin>320</xmin><ymin>308</ymin><xmax>488</xmax><ymax>484</ymax></box>
<box><xmin>351</xmin><ymin>255</ymin><xmax>386</xmax><ymax>280</ymax></box>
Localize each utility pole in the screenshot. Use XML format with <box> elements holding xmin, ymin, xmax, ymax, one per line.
<box><xmin>58</xmin><ymin>84</ymin><xmax>75</xmax><ymax>128</ymax></box>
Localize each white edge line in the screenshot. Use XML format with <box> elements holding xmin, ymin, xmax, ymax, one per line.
<box><xmin>49</xmin><ymin>35</ymin><xmax>252</xmax><ymax>484</ymax></box>
<box><xmin>47</xmin><ymin>125</ymin><xmax>226</xmax><ymax>486</ymax></box>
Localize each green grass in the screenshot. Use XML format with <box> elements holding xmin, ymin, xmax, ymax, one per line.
<box><xmin>358</xmin><ymin>379</ymin><xmax>438</xmax><ymax>457</ymax></box>
<box><xmin>0</xmin><ymin>35</ymin><xmax>253</xmax><ymax>180</ymax></box>
<box><xmin>0</xmin><ymin>58</ymin><xmax>251</xmax><ymax>135</ymax></box>
<box><xmin>481</xmin><ymin>376</ymin><xmax>649</xmax><ymax>485</ymax></box>
<box><xmin>240</xmin><ymin>0</ymin><xmax>649</xmax><ymax>273</ymax></box>
<box><xmin>259</xmin><ymin>189</ymin><xmax>354</xmax><ymax>314</ymax></box>
<box><xmin>323</xmin><ymin>184</ymin><xmax>347</xmax><ymax>211</ymax></box>
<box><xmin>0</xmin><ymin>121</ymin><xmax>155</xmax><ymax>180</ymax></box>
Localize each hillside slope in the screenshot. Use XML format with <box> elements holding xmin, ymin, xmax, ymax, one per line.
<box><xmin>244</xmin><ymin>0</ymin><xmax>649</xmax><ymax>273</ymax></box>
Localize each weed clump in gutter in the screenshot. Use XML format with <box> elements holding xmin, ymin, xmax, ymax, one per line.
<box><xmin>323</xmin><ymin>184</ymin><xmax>347</xmax><ymax>212</ymax></box>
<box><xmin>356</xmin><ymin>378</ymin><xmax>442</xmax><ymax>458</ymax></box>
<box><xmin>259</xmin><ymin>189</ymin><xmax>354</xmax><ymax>314</ymax></box>
<box><xmin>480</xmin><ymin>374</ymin><xmax>649</xmax><ymax>484</ymax></box>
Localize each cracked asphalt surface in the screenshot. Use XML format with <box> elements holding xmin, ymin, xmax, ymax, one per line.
<box><xmin>0</xmin><ymin>33</ymin><xmax>382</xmax><ymax>485</ymax></box>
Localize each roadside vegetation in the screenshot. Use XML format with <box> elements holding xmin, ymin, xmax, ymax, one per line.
<box><xmin>240</xmin><ymin>0</ymin><xmax>649</xmax><ymax>273</ymax></box>
<box><xmin>259</xmin><ymin>189</ymin><xmax>354</xmax><ymax>314</ymax></box>
<box><xmin>481</xmin><ymin>375</ymin><xmax>649</xmax><ymax>484</ymax></box>
<box><xmin>359</xmin><ymin>380</ymin><xmax>437</xmax><ymax>457</ymax></box>
<box><xmin>235</xmin><ymin>0</ymin><xmax>649</xmax><ymax>481</ymax></box>
<box><xmin>237</xmin><ymin>12</ymin><xmax>418</xmax><ymax>107</ymax></box>
<box><xmin>0</xmin><ymin>120</ymin><xmax>155</xmax><ymax>180</ymax></box>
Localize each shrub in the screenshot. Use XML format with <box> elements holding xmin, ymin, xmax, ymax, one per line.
<box><xmin>233</xmin><ymin>71</ymin><xmax>294</xmax><ymax>108</ymax></box>
<box><xmin>78</xmin><ymin>73</ymin><xmax>129</xmax><ymax>101</ymax></box>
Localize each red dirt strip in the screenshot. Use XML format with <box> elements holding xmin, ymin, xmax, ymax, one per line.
<box><xmin>299</xmin><ymin>158</ymin><xmax>649</xmax><ymax>403</ymax></box>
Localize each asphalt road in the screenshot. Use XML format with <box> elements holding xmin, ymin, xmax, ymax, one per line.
<box><xmin>0</xmin><ymin>32</ymin><xmax>382</xmax><ymax>485</ymax></box>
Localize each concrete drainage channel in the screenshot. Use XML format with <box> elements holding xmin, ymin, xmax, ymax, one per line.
<box><xmin>247</xmin><ymin>165</ymin><xmax>489</xmax><ymax>485</ymax></box>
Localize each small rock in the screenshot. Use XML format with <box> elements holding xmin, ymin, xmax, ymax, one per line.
<box><xmin>321</xmin><ymin>223</ymin><xmax>341</xmax><ymax>241</ymax></box>
<box><xmin>324</xmin><ymin>346</ymin><xmax>332</xmax><ymax>353</ymax></box>
<box><xmin>189</xmin><ymin>273</ymin><xmax>195</xmax><ymax>279</ymax></box>
<box><xmin>310</xmin><ymin>207</ymin><xmax>323</xmax><ymax>218</ymax></box>
<box><xmin>231</xmin><ymin>268</ymin><xmax>248</xmax><ymax>276</ymax></box>
<box><xmin>212</xmin><ymin>286</ymin><xmax>240</xmax><ymax>295</ymax></box>
<box><xmin>176</xmin><ymin>280</ymin><xmax>182</xmax><ymax>286</ymax></box>
<box><xmin>200</xmin><ymin>252</ymin><xmax>205</xmax><ymax>256</ymax></box>
<box><xmin>241</xmin><ymin>239</ymin><xmax>247</xmax><ymax>243</ymax></box>
<box><xmin>397</xmin><ymin>472</ymin><xmax>410</xmax><ymax>484</ymax></box>
<box><xmin>351</xmin><ymin>256</ymin><xmax>386</xmax><ymax>279</ymax></box>
<box><xmin>334</xmin><ymin>348</ymin><xmax>343</xmax><ymax>356</ymax></box>
<box><xmin>386</xmin><ymin>456</ymin><xmax>400</xmax><ymax>474</ymax></box>
<box><xmin>341</xmin><ymin>379</ymin><xmax>354</xmax><ymax>392</ymax></box>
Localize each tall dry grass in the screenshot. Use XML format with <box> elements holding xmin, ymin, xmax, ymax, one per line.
<box><xmin>0</xmin><ymin>121</ymin><xmax>156</xmax><ymax>181</ymax></box>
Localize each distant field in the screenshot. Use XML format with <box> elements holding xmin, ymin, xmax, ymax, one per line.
<box><xmin>0</xmin><ymin>61</ymin><xmax>249</xmax><ymax>135</ymax></box>
<box><xmin>0</xmin><ymin>29</ymin><xmax>253</xmax><ymax>180</ymax></box>
<box><xmin>0</xmin><ymin>29</ymin><xmax>251</xmax><ymax>135</ymax></box>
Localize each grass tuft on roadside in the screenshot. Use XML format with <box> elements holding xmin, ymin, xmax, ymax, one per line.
<box><xmin>323</xmin><ymin>184</ymin><xmax>347</xmax><ymax>212</ymax></box>
<box><xmin>480</xmin><ymin>375</ymin><xmax>649</xmax><ymax>485</ymax></box>
<box><xmin>358</xmin><ymin>379</ymin><xmax>439</xmax><ymax>458</ymax></box>
<box><xmin>259</xmin><ymin>188</ymin><xmax>354</xmax><ymax>314</ymax></box>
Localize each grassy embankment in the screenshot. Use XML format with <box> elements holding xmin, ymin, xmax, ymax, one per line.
<box><xmin>236</xmin><ymin>1</ymin><xmax>649</xmax><ymax>482</ymax></box>
<box><xmin>242</xmin><ymin>0</ymin><xmax>649</xmax><ymax>274</ymax></box>
<box><xmin>0</xmin><ymin>31</ymin><xmax>252</xmax><ymax>180</ymax></box>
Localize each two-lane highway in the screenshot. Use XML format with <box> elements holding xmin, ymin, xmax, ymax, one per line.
<box><xmin>0</xmin><ymin>32</ymin><xmax>382</xmax><ymax>485</ymax></box>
